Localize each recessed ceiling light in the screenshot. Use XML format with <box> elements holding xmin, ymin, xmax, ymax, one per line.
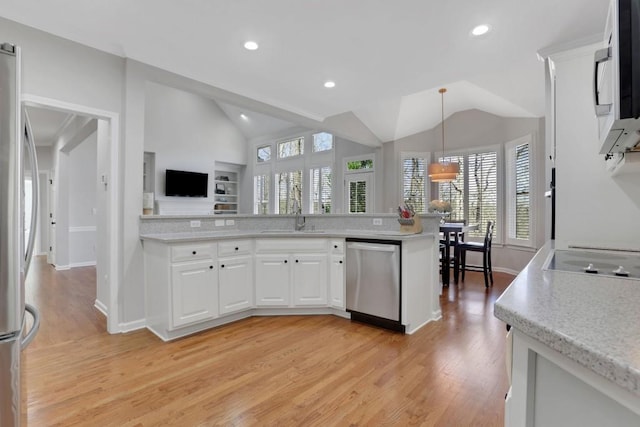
<box><xmin>471</xmin><ymin>24</ymin><xmax>490</xmax><ymax>36</ymax></box>
<box><xmin>324</xmin><ymin>81</ymin><xmax>336</xmax><ymax>88</ymax></box>
<box><xmin>240</xmin><ymin>113</ymin><xmax>248</xmax><ymax>120</ymax></box>
<box><xmin>244</xmin><ymin>41</ymin><xmax>259</xmax><ymax>51</ymax></box>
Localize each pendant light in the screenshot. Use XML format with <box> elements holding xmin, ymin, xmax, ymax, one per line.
<box><xmin>428</xmin><ymin>88</ymin><xmax>459</xmax><ymax>182</ymax></box>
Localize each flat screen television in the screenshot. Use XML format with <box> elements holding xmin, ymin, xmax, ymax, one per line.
<box><xmin>165</xmin><ymin>169</ymin><xmax>208</xmax><ymax>197</ymax></box>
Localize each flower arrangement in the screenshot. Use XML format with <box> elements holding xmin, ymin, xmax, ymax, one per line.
<box><xmin>428</xmin><ymin>199</ymin><xmax>451</xmax><ymax>213</ymax></box>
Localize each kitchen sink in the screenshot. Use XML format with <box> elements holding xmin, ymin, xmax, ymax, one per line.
<box><xmin>259</xmin><ymin>230</ymin><xmax>326</xmax><ymax>234</ymax></box>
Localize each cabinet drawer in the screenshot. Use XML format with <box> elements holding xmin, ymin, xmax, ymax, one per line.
<box><xmin>255</xmin><ymin>238</ymin><xmax>327</xmax><ymax>253</ymax></box>
<box><xmin>330</xmin><ymin>239</ymin><xmax>344</xmax><ymax>254</ymax></box>
<box><xmin>218</xmin><ymin>239</ymin><xmax>251</xmax><ymax>257</ymax></box>
<box><xmin>171</xmin><ymin>243</ymin><xmax>216</xmax><ymax>263</ymax></box>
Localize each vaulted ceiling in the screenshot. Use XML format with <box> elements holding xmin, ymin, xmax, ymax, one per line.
<box><xmin>2</xmin><ymin>0</ymin><xmax>609</xmax><ymax>145</ymax></box>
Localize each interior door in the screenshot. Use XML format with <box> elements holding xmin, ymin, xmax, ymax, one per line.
<box><xmin>345</xmin><ymin>173</ymin><xmax>372</xmax><ymax>214</ymax></box>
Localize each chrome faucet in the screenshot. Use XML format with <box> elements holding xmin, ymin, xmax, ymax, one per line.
<box><xmin>293</xmin><ymin>200</ymin><xmax>305</xmax><ymax>231</ymax></box>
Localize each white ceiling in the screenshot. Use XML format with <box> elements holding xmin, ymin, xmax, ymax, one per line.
<box><xmin>2</xmin><ymin>0</ymin><xmax>609</xmax><ymax>144</ymax></box>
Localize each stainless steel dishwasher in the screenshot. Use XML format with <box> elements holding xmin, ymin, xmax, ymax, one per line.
<box><xmin>345</xmin><ymin>238</ymin><xmax>403</xmax><ymax>332</ymax></box>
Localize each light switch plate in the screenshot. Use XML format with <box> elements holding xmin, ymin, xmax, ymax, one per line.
<box><xmin>373</xmin><ymin>218</ymin><xmax>383</xmax><ymax>226</ymax></box>
<box><xmin>226</xmin><ymin>219</ymin><xmax>235</xmax><ymax>226</ymax></box>
<box><xmin>190</xmin><ymin>220</ymin><xmax>201</xmax><ymax>228</ymax></box>
<box><xmin>215</xmin><ymin>219</ymin><xmax>225</xmax><ymax>227</ymax></box>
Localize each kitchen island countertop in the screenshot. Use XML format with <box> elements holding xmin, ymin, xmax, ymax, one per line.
<box><xmin>494</xmin><ymin>240</ymin><xmax>640</xmax><ymax>397</ymax></box>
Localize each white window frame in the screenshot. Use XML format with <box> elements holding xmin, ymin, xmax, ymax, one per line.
<box><xmin>505</xmin><ymin>135</ymin><xmax>534</xmax><ymax>247</ymax></box>
<box><xmin>400</xmin><ymin>152</ymin><xmax>430</xmax><ymax>213</ymax></box>
<box><xmin>256</xmin><ymin>144</ymin><xmax>273</xmax><ymax>164</ymax></box>
<box><xmin>344</xmin><ymin>154</ymin><xmax>375</xmax><ymax>214</ymax></box>
<box><xmin>436</xmin><ymin>144</ymin><xmax>502</xmax><ymax>243</ymax></box>
<box><xmin>277</xmin><ymin>136</ymin><xmax>304</xmax><ymax>159</ymax></box>
<box><xmin>309</xmin><ymin>165</ymin><xmax>333</xmax><ymax>214</ymax></box>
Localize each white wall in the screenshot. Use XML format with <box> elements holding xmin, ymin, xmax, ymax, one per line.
<box><xmin>553</xmin><ymin>45</ymin><xmax>640</xmax><ymax>250</ymax></box>
<box><xmin>68</xmin><ymin>131</ymin><xmax>97</xmax><ymax>267</ymax></box>
<box><xmin>383</xmin><ymin>110</ymin><xmax>546</xmax><ymax>273</ymax></box>
<box><xmin>144</xmin><ymin>82</ymin><xmax>247</xmax><ymax>212</ymax></box>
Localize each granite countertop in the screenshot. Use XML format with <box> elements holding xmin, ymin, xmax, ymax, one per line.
<box><xmin>140</xmin><ymin>229</ymin><xmax>435</xmax><ymax>243</ymax></box>
<box><xmin>494</xmin><ymin>241</ymin><xmax>640</xmax><ymax>397</ymax></box>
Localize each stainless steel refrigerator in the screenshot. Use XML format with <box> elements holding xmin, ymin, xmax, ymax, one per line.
<box><xmin>1</xmin><ymin>42</ymin><xmax>41</xmax><ymax>427</ymax></box>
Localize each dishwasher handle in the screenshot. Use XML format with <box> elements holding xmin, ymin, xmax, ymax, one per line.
<box><xmin>347</xmin><ymin>242</ymin><xmax>398</xmax><ymax>252</ymax></box>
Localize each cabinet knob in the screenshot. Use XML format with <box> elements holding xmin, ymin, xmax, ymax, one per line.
<box><xmin>221</xmin><ymin>264</ymin><xmax>225</xmax><ymax>268</ymax></box>
<box><xmin>339</xmin><ymin>260</ymin><xmax>343</xmax><ymax>264</ymax></box>
<box><xmin>334</xmin><ymin>245</ymin><xmax>338</xmax><ymax>249</ymax></box>
<box><xmin>209</xmin><ymin>266</ymin><xmax>214</xmax><ymax>269</ymax></box>
<box><xmin>192</xmin><ymin>251</ymin><xmax>197</xmax><ymax>255</ymax></box>
<box><xmin>295</xmin><ymin>259</ymin><xmax>299</xmax><ymax>263</ymax></box>
<box><xmin>235</xmin><ymin>247</ymin><xmax>239</xmax><ymax>251</ymax></box>
<box><xmin>284</xmin><ymin>260</ymin><xmax>288</xmax><ymax>263</ymax></box>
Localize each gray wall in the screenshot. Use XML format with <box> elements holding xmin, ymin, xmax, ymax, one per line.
<box><xmin>382</xmin><ymin>109</ymin><xmax>546</xmax><ymax>273</ymax></box>
<box><xmin>144</xmin><ymin>82</ymin><xmax>247</xmax><ymax>207</ymax></box>
<box><xmin>68</xmin><ymin>131</ymin><xmax>97</xmax><ymax>266</ymax></box>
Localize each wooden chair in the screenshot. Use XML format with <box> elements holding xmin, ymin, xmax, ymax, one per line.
<box><xmin>456</xmin><ymin>221</ymin><xmax>494</xmax><ymax>287</ymax></box>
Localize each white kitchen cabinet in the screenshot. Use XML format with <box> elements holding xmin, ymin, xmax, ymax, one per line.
<box><xmin>292</xmin><ymin>253</ymin><xmax>327</xmax><ymax>305</ymax></box>
<box><xmin>255</xmin><ymin>254</ymin><xmax>291</xmax><ymax>306</ymax></box>
<box><xmin>329</xmin><ymin>254</ymin><xmax>345</xmax><ymax>309</ymax></box>
<box><xmin>218</xmin><ymin>255</ymin><xmax>253</xmax><ymax>315</ymax></box>
<box><xmin>171</xmin><ymin>259</ymin><xmax>218</xmax><ymax>328</ymax></box>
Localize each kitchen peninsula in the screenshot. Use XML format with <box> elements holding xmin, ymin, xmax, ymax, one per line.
<box><xmin>140</xmin><ymin>214</ymin><xmax>443</xmax><ymax>341</ymax></box>
<box><xmin>495</xmin><ymin>242</ymin><xmax>640</xmax><ymax>426</ymax></box>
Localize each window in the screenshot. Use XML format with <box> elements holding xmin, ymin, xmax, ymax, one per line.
<box><xmin>253</xmin><ymin>174</ymin><xmax>270</xmax><ymax>214</ymax></box>
<box><xmin>275</xmin><ymin>170</ymin><xmax>302</xmax><ymax>214</ymax></box>
<box><xmin>313</xmin><ymin>132</ymin><xmax>333</xmax><ymax>152</ymax></box>
<box><xmin>257</xmin><ymin>145</ymin><xmax>271</xmax><ymax>163</ymax></box>
<box><xmin>506</xmin><ymin>137</ymin><xmax>532</xmax><ymax>246</ymax></box>
<box><xmin>346</xmin><ymin>159</ymin><xmax>373</xmax><ymax>170</ymax></box>
<box><xmin>348</xmin><ymin>179</ymin><xmax>368</xmax><ymax>213</ymax></box>
<box><xmin>438</xmin><ymin>155</ymin><xmax>465</xmax><ymax>220</ymax></box>
<box><xmin>438</xmin><ymin>150</ymin><xmax>498</xmax><ymax>240</ymax></box>
<box><xmin>310</xmin><ymin>166</ymin><xmax>332</xmax><ymax>213</ymax></box>
<box><xmin>278</xmin><ymin>137</ymin><xmax>304</xmax><ymax>159</ymax></box>
<box><xmin>401</xmin><ymin>155</ymin><xmax>428</xmax><ymax>213</ymax></box>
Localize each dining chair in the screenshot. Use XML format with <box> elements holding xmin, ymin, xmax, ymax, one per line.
<box><xmin>456</xmin><ymin>220</ymin><xmax>494</xmax><ymax>287</ymax></box>
<box><xmin>440</xmin><ymin>219</ymin><xmax>467</xmax><ymax>281</ymax></box>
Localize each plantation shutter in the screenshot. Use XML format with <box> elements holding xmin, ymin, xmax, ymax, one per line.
<box><xmin>310</xmin><ymin>166</ymin><xmax>332</xmax><ymax>213</ymax></box>
<box><xmin>467</xmin><ymin>151</ymin><xmax>497</xmax><ymax>238</ymax></box>
<box><xmin>437</xmin><ymin>155</ymin><xmax>465</xmax><ymax>220</ymax></box>
<box><xmin>253</xmin><ymin>174</ymin><xmax>270</xmax><ymax>214</ymax></box>
<box><xmin>275</xmin><ymin>170</ymin><xmax>302</xmax><ymax>214</ymax></box>
<box><xmin>402</xmin><ymin>157</ymin><xmax>426</xmax><ymax>213</ymax></box>
<box><xmin>506</xmin><ymin>139</ymin><xmax>531</xmax><ymax>245</ymax></box>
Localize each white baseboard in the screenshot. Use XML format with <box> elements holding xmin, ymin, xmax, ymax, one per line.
<box><xmin>493</xmin><ymin>266</ymin><xmax>520</xmax><ymax>276</ymax></box>
<box><xmin>54</xmin><ymin>264</ymin><xmax>70</xmax><ymax>271</ymax></box>
<box><xmin>119</xmin><ymin>318</ymin><xmax>146</xmax><ymax>333</ymax></box>
<box><xmin>69</xmin><ymin>261</ymin><xmax>97</xmax><ymax>268</ymax></box>
<box><xmin>94</xmin><ymin>299</ymin><xmax>108</xmax><ymax>316</ymax></box>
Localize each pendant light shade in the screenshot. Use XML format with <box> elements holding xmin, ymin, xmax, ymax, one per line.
<box><xmin>428</xmin><ymin>88</ymin><xmax>459</xmax><ymax>182</ymax></box>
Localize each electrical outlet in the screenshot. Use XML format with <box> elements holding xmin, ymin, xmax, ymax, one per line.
<box><xmin>373</xmin><ymin>218</ymin><xmax>383</xmax><ymax>226</ymax></box>
<box><xmin>225</xmin><ymin>219</ymin><xmax>235</xmax><ymax>226</ymax></box>
<box><xmin>190</xmin><ymin>220</ymin><xmax>201</xmax><ymax>228</ymax></box>
<box><xmin>215</xmin><ymin>219</ymin><xmax>225</xmax><ymax>227</ymax></box>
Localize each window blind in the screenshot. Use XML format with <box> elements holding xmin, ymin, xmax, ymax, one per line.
<box><xmin>348</xmin><ymin>180</ymin><xmax>367</xmax><ymax>213</ymax></box>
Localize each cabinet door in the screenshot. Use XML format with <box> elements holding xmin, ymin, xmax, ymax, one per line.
<box><xmin>329</xmin><ymin>254</ymin><xmax>345</xmax><ymax>309</ymax></box>
<box><xmin>219</xmin><ymin>255</ymin><xmax>253</xmax><ymax>315</ymax></box>
<box><xmin>292</xmin><ymin>253</ymin><xmax>328</xmax><ymax>306</ymax></box>
<box><xmin>255</xmin><ymin>254</ymin><xmax>290</xmax><ymax>306</ymax></box>
<box><xmin>171</xmin><ymin>260</ymin><xmax>218</xmax><ymax>328</ymax></box>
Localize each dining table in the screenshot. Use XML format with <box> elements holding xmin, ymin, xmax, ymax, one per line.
<box><xmin>439</xmin><ymin>223</ymin><xmax>479</xmax><ymax>286</ymax></box>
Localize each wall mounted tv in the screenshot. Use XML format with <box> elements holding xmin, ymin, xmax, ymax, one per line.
<box><xmin>165</xmin><ymin>169</ymin><xmax>208</xmax><ymax>197</ymax></box>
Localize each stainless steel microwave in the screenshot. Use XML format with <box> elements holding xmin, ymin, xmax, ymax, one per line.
<box><xmin>594</xmin><ymin>0</ymin><xmax>640</xmax><ymax>154</ymax></box>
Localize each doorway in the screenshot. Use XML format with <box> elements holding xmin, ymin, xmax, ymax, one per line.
<box><xmin>23</xmin><ymin>94</ymin><xmax>120</xmax><ymax>334</ymax></box>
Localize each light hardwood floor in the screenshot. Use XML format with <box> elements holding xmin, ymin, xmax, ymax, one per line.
<box><xmin>21</xmin><ymin>255</ymin><xmax>513</xmax><ymax>426</ymax></box>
